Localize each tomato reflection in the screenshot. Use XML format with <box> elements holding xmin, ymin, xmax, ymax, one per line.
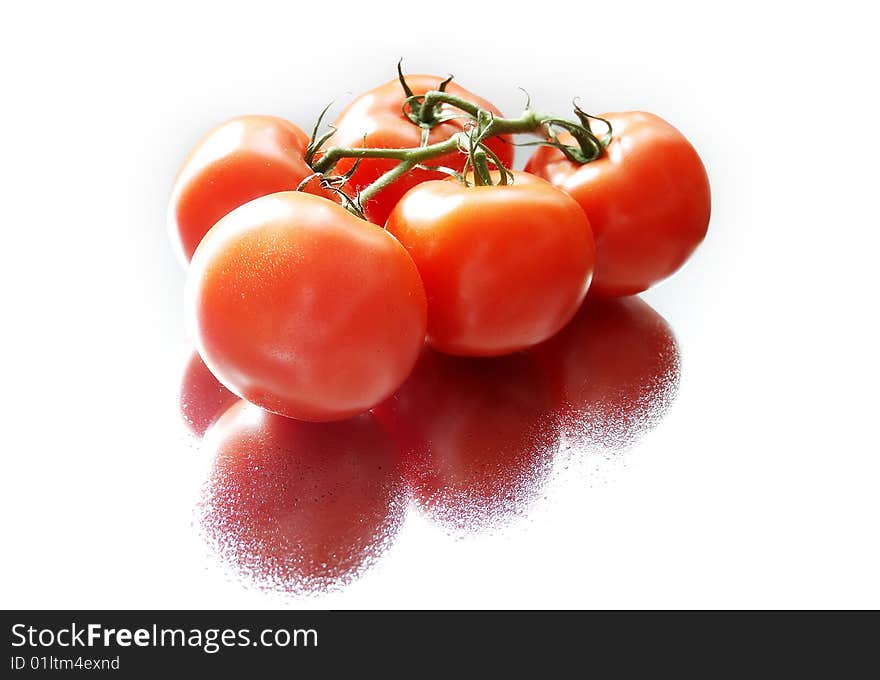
<box><xmin>198</xmin><ymin>401</ymin><xmax>405</xmax><ymax>593</ymax></box>
<box><xmin>184</xmin><ymin>296</ymin><xmax>680</xmax><ymax>590</ymax></box>
<box><xmin>373</xmin><ymin>349</ymin><xmax>559</xmax><ymax>531</ymax></box>
<box><xmin>531</xmin><ymin>296</ymin><xmax>680</xmax><ymax>450</ymax></box>
<box><xmin>178</xmin><ymin>352</ymin><xmax>238</xmax><ymax>437</ymax></box>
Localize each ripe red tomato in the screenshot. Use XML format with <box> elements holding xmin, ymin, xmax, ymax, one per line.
<box><xmin>186</xmin><ymin>191</ymin><xmax>427</xmax><ymax>422</ymax></box>
<box><xmin>200</xmin><ymin>401</ymin><xmax>405</xmax><ymax>591</ymax></box>
<box><xmin>178</xmin><ymin>351</ymin><xmax>238</xmax><ymax>437</ymax></box>
<box><xmin>385</xmin><ymin>171</ymin><xmax>595</xmax><ymax>357</ymax></box>
<box><xmin>326</xmin><ymin>74</ymin><xmax>514</xmax><ymax>225</ymax></box>
<box><xmin>168</xmin><ymin>115</ymin><xmax>315</xmax><ymax>263</ymax></box>
<box><xmin>525</xmin><ymin>112</ymin><xmax>710</xmax><ymax>296</ymax></box>
<box><xmin>531</xmin><ymin>296</ymin><xmax>680</xmax><ymax>448</ymax></box>
<box><xmin>373</xmin><ymin>348</ymin><xmax>557</xmax><ymax>530</ymax></box>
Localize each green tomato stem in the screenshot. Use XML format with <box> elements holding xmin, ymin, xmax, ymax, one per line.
<box><xmin>309</xmin><ymin>89</ymin><xmax>609</xmax><ymax>203</ymax></box>
<box><xmin>311</xmin><ymin>136</ymin><xmax>462</xmax><ymax>174</ymax></box>
<box><xmin>358</xmin><ymin>159</ymin><xmax>418</xmax><ymax>204</ymax></box>
<box><xmin>419</xmin><ymin>91</ymin><xmax>482</xmax><ymax>119</ymax></box>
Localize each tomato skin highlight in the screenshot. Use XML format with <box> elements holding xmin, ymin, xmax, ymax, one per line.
<box><xmin>200</xmin><ymin>401</ymin><xmax>405</xmax><ymax>591</ymax></box>
<box><xmin>168</xmin><ymin>115</ymin><xmax>315</xmax><ymax>264</ymax></box>
<box><xmin>327</xmin><ymin>75</ymin><xmax>514</xmax><ymax>225</ymax></box>
<box><xmin>525</xmin><ymin>111</ymin><xmax>710</xmax><ymax>297</ymax></box>
<box><xmin>186</xmin><ymin>191</ymin><xmax>427</xmax><ymax>422</ymax></box>
<box><xmin>385</xmin><ymin>171</ymin><xmax>595</xmax><ymax>357</ymax></box>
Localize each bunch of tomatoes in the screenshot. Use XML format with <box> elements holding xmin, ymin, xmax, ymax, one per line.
<box><xmin>170</xmin><ymin>68</ymin><xmax>710</xmax><ymax>424</ymax></box>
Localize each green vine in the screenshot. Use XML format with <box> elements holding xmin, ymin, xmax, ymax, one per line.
<box><xmin>303</xmin><ymin>66</ymin><xmax>612</xmax><ymax>214</ymax></box>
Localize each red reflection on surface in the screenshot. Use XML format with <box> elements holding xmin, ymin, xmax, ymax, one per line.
<box><xmin>374</xmin><ymin>349</ymin><xmax>559</xmax><ymax>531</ymax></box>
<box><xmin>199</xmin><ymin>402</ymin><xmax>405</xmax><ymax>593</ymax></box>
<box><xmin>178</xmin><ymin>352</ymin><xmax>238</xmax><ymax>437</ymax></box>
<box><xmin>532</xmin><ymin>296</ymin><xmax>680</xmax><ymax>449</ymax></box>
<box><xmin>188</xmin><ymin>296</ymin><xmax>681</xmax><ymax>589</ymax></box>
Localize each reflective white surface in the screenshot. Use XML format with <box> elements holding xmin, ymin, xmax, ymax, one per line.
<box><xmin>2</xmin><ymin>0</ymin><xmax>878</xmax><ymax>608</ymax></box>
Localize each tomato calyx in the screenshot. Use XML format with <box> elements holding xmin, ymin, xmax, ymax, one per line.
<box><xmin>303</xmin><ymin>101</ymin><xmax>337</xmax><ymax>167</ymax></box>
<box><xmin>461</xmin><ymin>111</ymin><xmax>514</xmax><ymax>187</ymax></box>
<box><xmin>573</xmin><ymin>101</ymin><xmax>614</xmax><ymax>147</ymax></box>
<box><xmin>296</xmin><ymin>160</ymin><xmax>367</xmax><ymax>218</ymax></box>
<box><xmin>517</xmin><ymin>101</ymin><xmax>611</xmax><ymax>165</ymax></box>
<box><xmin>396</xmin><ymin>60</ymin><xmax>460</xmax><ymax>129</ymax></box>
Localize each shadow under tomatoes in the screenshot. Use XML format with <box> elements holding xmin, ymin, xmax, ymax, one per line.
<box><xmin>190</xmin><ymin>297</ymin><xmax>682</xmax><ymax>591</ymax></box>
<box><xmin>373</xmin><ymin>348</ymin><xmax>559</xmax><ymax>532</ymax></box>
<box><xmin>198</xmin><ymin>401</ymin><xmax>406</xmax><ymax>594</ymax></box>
<box><xmin>530</xmin><ymin>296</ymin><xmax>681</xmax><ymax>451</ymax></box>
<box><xmin>178</xmin><ymin>351</ymin><xmax>238</xmax><ymax>437</ymax></box>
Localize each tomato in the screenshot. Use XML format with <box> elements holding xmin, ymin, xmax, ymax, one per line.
<box><xmin>530</xmin><ymin>296</ymin><xmax>680</xmax><ymax>449</ymax></box>
<box><xmin>168</xmin><ymin>115</ymin><xmax>315</xmax><ymax>263</ymax></box>
<box><xmin>200</xmin><ymin>401</ymin><xmax>405</xmax><ymax>591</ymax></box>
<box><xmin>326</xmin><ymin>74</ymin><xmax>514</xmax><ymax>225</ymax></box>
<box><xmin>385</xmin><ymin>171</ymin><xmax>594</xmax><ymax>357</ymax></box>
<box><xmin>373</xmin><ymin>348</ymin><xmax>557</xmax><ymax>530</ymax></box>
<box><xmin>178</xmin><ymin>351</ymin><xmax>238</xmax><ymax>437</ymax></box>
<box><xmin>525</xmin><ymin>112</ymin><xmax>710</xmax><ymax>296</ymax></box>
<box><xmin>186</xmin><ymin>191</ymin><xmax>427</xmax><ymax>422</ymax></box>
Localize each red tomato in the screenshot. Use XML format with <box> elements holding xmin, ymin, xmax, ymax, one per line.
<box><xmin>200</xmin><ymin>401</ymin><xmax>405</xmax><ymax>592</ymax></box>
<box><xmin>186</xmin><ymin>191</ymin><xmax>427</xmax><ymax>422</ymax></box>
<box><xmin>530</xmin><ymin>296</ymin><xmax>680</xmax><ymax>449</ymax></box>
<box><xmin>168</xmin><ymin>115</ymin><xmax>315</xmax><ymax>263</ymax></box>
<box><xmin>178</xmin><ymin>351</ymin><xmax>238</xmax><ymax>437</ymax></box>
<box><xmin>386</xmin><ymin>171</ymin><xmax>595</xmax><ymax>357</ymax></box>
<box><xmin>525</xmin><ymin>112</ymin><xmax>710</xmax><ymax>296</ymax></box>
<box><xmin>373</xmin><ymin>348</ymin><xmax>557</xmax><ymax>530</ymax></box>
<box><xmin>326</xmin><ymin>75</ymin><xmax>514</xmax><ymax>225</ymax></box>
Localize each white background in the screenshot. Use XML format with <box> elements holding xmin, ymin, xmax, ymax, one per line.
<box><xmin>1</xmin><ymin>1</ymin><xmax>878</xmax><ymax>609</ymax></box>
